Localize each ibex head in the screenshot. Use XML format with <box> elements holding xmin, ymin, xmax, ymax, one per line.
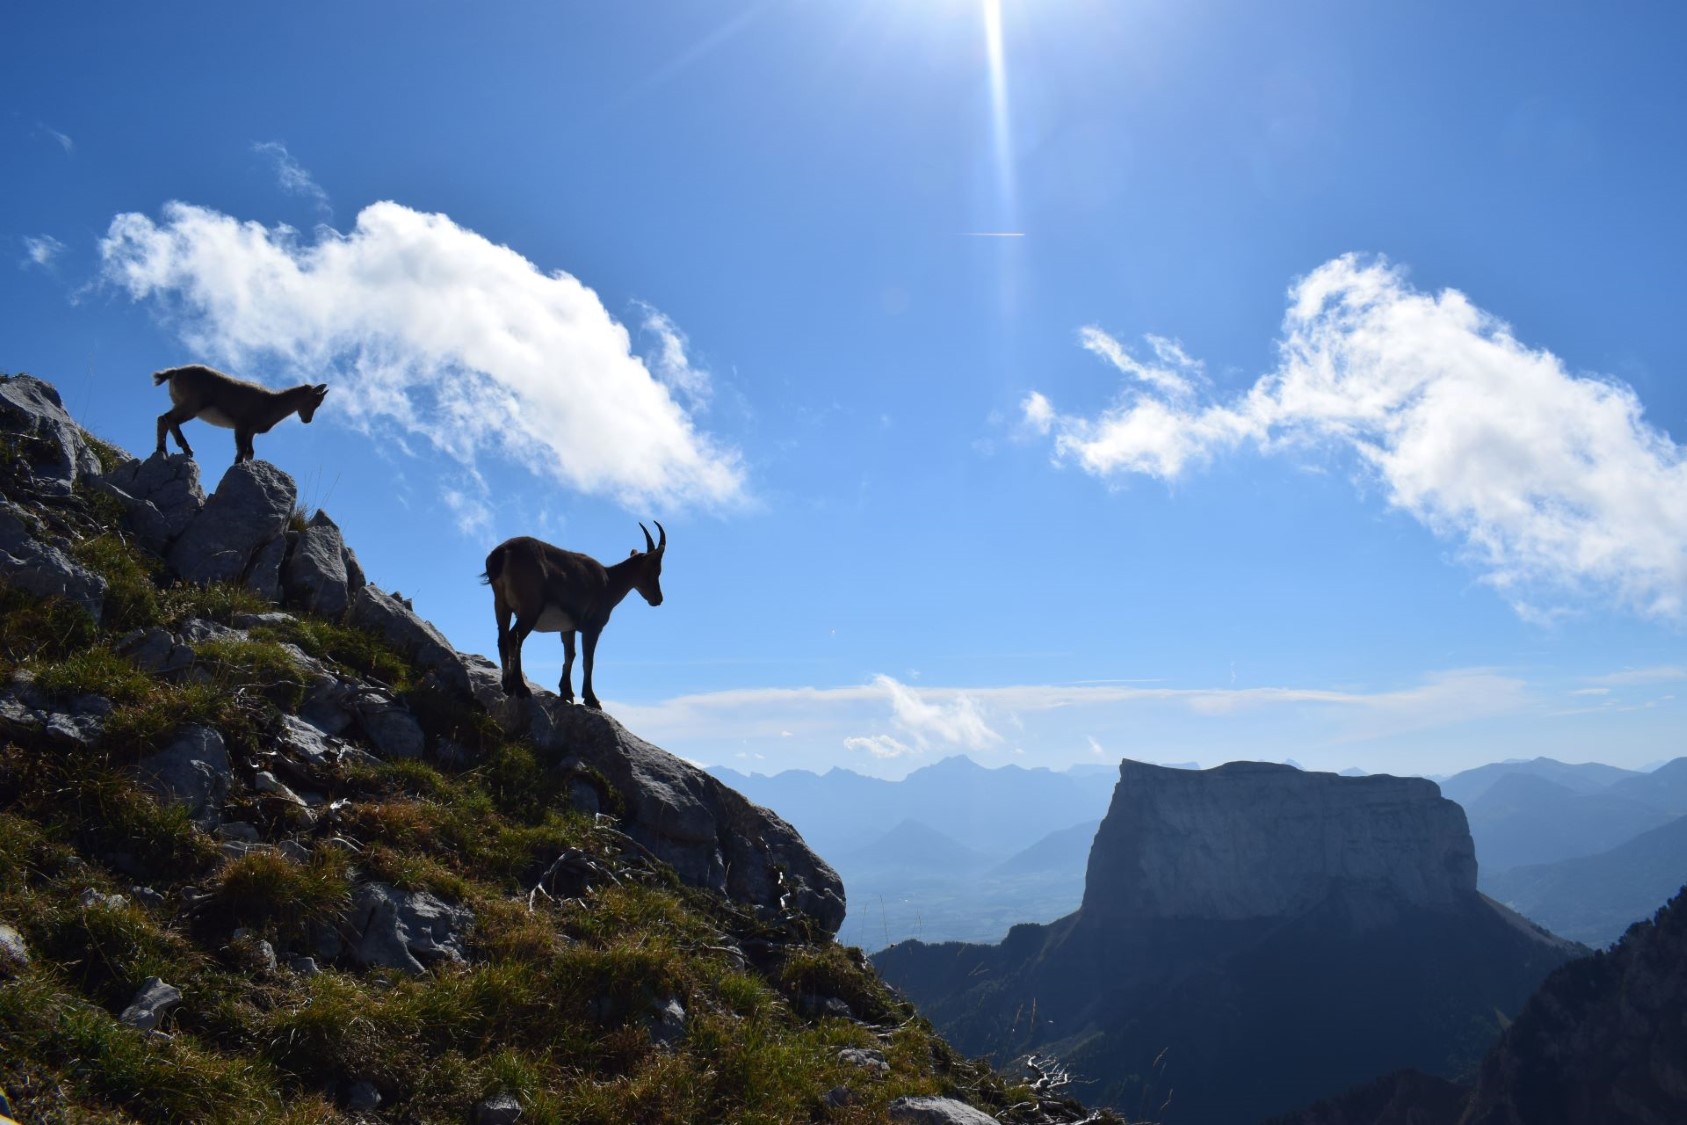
<box><xmin>630</xmin><ymin>521</ymin><xmax>667</xmax><ymax>606</ymax></box>
<box><xmin>299</xmin><ymin>384</ymin><xmax>330</xmax><ymax>423</ymax></box>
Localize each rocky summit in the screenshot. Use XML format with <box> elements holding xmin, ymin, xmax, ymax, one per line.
<box><xmin>1082</xmin><ymin>760</ymin><xmax>1477</xmax><ymax>925</ymax></box>
<box><xmin>876</xmin><ymin>759</ymin><xmax>1583</xmax><ymax>1125</ymax></box>
<box><xmin>0</xmin><ymin>373</ymin><xmax>1093</xmax><ymax>1125</ymax></box>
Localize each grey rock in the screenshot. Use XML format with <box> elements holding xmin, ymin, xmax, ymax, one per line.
<box><xmin>1082</xmin><ymin>760</ymin><xmax>1478</xmax><ymax>926</ymax></box>
<box><xmin>116</xmin><ymin>627</ymin><xmax>196</xmax><ymax>677</ymax></box>
<box><xmin>344</xmin><ymin>1080</ymin><xmax>382</xmax><ymax>1112</ymax></box>
<box><xmin>342</xmin><ymin>544</ymin><xmax>367</xmax><ymax>594</ymax></box>
<box><xmin>0</xmin><ymin>693</ymin><xmax>42</xmax><ymax>736</ymax></box>
<box><xmin>70</xmin><ymin>693</ymin><xmax>114</xmax><ymax>717</ymax></box>
<box><xmin>79</xmin><ymin>888</ymin><xmax>128</xmax><ymax>910</ymax></box>
<box><xmin>129</xmin><ymin>885</ymin><xmax>166</xmax><ymax>910</ymax></box>
<box><xmin>43</xmin><ymin>709</ymin><xmax>104</xmax><ymax>749</ymax></box>
<box><xmin>231</xmin><ymin>611</ymin><xmax>294</xmax><ymax>629</ymax></box>
<box><xmin>352</xmin><ymin>693</ymin><xmax>425</xmax><ymax>760</ymax></box>
<box><xmin>487</xmin><ymin>700</ymin><xmax>845</xmax><ymax>937</ymax></box>
<box><xmin>276</xmin><ymin>840</ymin><xmax>313</xmax><ymax>864</ymax></box>
<box><xmin>647</xmin><ymin>997</ymin><xmax>687</xmax><ymax>1047</ymax></box>
<box><xmin>232</xmin><ymin>928</ymin><xmax>279</xmax><ymax>972</ymax></box>
<box><xmin>254</xmin><ymin>770</ymin><xmax>306</xmax><ymax>805</ymax></box>
<box><xmin>838</xmin><ymin>1047</ymin><xmax>889</xmax><ymax>1076</ymax></box>
<box><xmin>824</xmin><ymin>1085</ymin><xmax>857</xmax><ymax>1108</ymax></box>
<box><xmin>887</xmin><ymin>1096</ymin><xmax>1002</xmax><ymax>1125</ymax></box>
<box><xmin>347</xmin><ymin>883</ymin><xmax>473</xmax><ymax>975</ymax></box>
<box><xmin>298</xmin><ymin>676</ymin><xmax>356</xmax><ymax>736</ymax></box>
<box><xmin>167</xmin><ymin>460</ymin><xmax>296</xmax><ymax>586</ymax></box>
<box><xmin>287</xmin><ymin>955</ymin><xmax>320</xmax><ymax>977</ymax></box>
<box><xmin>0</xmin><ymin>922</ymin><xmax>29</xmax><ymax>971</ymax></box>
<box><xmin>102</xmin><ymin>453</ymin><xmax>205</xmax><ymax>553</ymax></box>
<box><xmin>0</xmin><ymin>374</ymin><xmax>104</xmax><ymax>498</ymax></box>
<box><xmin>473</xmin><ymin>1092</ymin><xmax>524</xmax><ymax>1125</ymax></box>
<box><xmin>177</xmin><ymin>617</ymin><xmax>239</xmax><ymax>645</ymax></box>
<box><xmin>134</xmin><ymin>726</ymin><xmax>230</xmax><ymax>830</ymax></box>
<box><xmin>348</xmin><ymin>586</ymin><xmax>473</xmax><ymax>697</ymax></box>
<box><xmin>798</xmin><ymin>994</ymin><xmax>854</xmax><ymax>1021</ymax></box>
<box><xmin>276</xmin><ymin>713</ymin><xmax>349</xmax><ymax>766</ymax></box>
<box><xmin>283</xmin><ymin>511</ymin><xmax>350</xmax><ymax>618</ymax></box>
<box><xmin>244</xmin><ymin>531</ymin><xmax>291</xmax><ymax>604</ymax></box>
<box><xmin>118</xmin><ymin>976</ymin><xmax>182</xmax><ymax>1031</ymax></box>
<box><xmin>0</xmin><ymin>502</ymin><xmax>105</xmax><ymax>621</ymax></box>
<box><xmin>216</xmin><ymin>822</ymin><xmax>261</xmax><ymax>843</ymax></box>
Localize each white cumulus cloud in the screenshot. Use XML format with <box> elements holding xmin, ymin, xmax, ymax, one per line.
<box><xmin>874</xmin><ymin>673</ymin><xmax>1001</xmax><ymax>750</ymax></box>
<box><xmin>99</xmin><ymin>201</ymin><xmax>746</xmax><ymax>509</ymax></box>
<box><xmin>1026</xmin><ymin>254</ymin><xmax>1687</xmax><ymax>618</ymax></box>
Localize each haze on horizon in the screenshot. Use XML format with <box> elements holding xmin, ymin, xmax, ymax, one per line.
<box><xmin>5</xmin><ymin>0</ymin><xmax>1684</xmax><ymax>782</ymax></box>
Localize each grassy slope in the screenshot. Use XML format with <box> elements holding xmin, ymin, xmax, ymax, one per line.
<box><xmin>0</xmin><ymin>431</ymin><xmax>1070</xmax><ymax>1124</ymax></box>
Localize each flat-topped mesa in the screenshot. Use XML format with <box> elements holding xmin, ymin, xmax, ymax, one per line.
<box><xmin>1082</xmin><ymin>760</ymin><xmax>1477</xmax><ymax>924</ymax></box>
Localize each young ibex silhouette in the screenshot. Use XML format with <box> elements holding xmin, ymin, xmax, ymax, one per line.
<box><xmin>483</xmin><ymin>523</ymin><xmax>666</xmax><ymax>709</ymax></box>
<box><xmin>153</xmin><ymin>364</ymin><xmax>328</xmax><ymax>465</ymax></box>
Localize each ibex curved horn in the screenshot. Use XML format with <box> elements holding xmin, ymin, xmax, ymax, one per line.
<box><xmin>654</xmin><ymin>520</ymin><xmax>667</xmax><ymax>551</ymax></box>
<box><xmin>641</xmin><ymin>523</ymin><xmax>657</xmax><ymax>554</ymax></box>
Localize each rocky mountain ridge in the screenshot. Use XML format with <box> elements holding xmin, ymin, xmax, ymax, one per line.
<box><xmin>0</xmin><ymin>372</ymin><xmax>1093</xmax><ymax>1125</ymax></box>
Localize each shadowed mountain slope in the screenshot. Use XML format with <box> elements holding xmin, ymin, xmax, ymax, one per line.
<box><xmin>876</xmin><ymin>760</ymin><xmax>1581</xmax><ymax>1125</ymax></box>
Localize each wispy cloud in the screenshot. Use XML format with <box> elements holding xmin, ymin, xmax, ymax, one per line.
<box><xmin>1583</xmin><ymin>665</ymin><xmax>1687</xmax><ymax>687</ymax></box>
<box><xmin>98</xmin><ymin>200</ymin><xmax>747</xmax><ymax>511</ymax></box>
<box><xmin>36</xmin><ymin>122</ymin><xmax>73</xmax><ymax>154</ymax></box>
<box><xmin>1026</xmin><ymin>255</ymin><xmax>1687</xmax><ymax>619</ymax></box>
<box><xmin>251</xmin><ymin>141</ymin><xmax>332</xmax><ymax>218</ymax></box>
<box><xmin>615</xmin><ymin>667</ymin><xmax>1531</xmax><ymax>758</ymax></box>
<box><xmin>20</xmin><ymin>235</ymin><xmax>66</xmax><ymax>270</ymax></box>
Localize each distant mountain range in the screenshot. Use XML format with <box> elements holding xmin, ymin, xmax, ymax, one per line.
<box><xmin>716</xmin><ymin>753</ymin><xmax>1687</xmax><ymax>951</ymax></box>
<box><xmin>710</xmin><ymin>755</ymin><xmax>1117</xmax><ymax>948</ymax></box>
<box><xmin>1483</xmin><ymin>814</ymin><xmax>1687</xmax><ymax>947</ymax></box>
<box><xmin>710</xmin><ymin>753</ymin><xmax>1116</xmax><ymax>858</ymax></box>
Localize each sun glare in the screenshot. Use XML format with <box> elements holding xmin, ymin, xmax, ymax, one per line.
<box><xmin>981</xmin><ymin>0</ymin><xmax>1017</xmax><ymax>225</ymax></box>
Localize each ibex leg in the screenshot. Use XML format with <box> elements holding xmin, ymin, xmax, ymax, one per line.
<box><xmin>580</xmin><ymin>629</ymin><xmax>602</xmax><ymax>710</ymax></box>
<box><xmin>559</xmin><ymin>631</ymin><xmax>577</xmax><ymax>703</ymax></box>
<box><xmin>158</xmin><ymin>409</ymin><xmax>195</xmax><ymax>457</ymax></box>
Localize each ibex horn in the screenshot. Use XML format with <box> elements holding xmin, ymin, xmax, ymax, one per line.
<box><xmin>654</xmin><ymin>520</ymin><xmax>666</xmax><ymax>551</ymax></box>
<box><xmin>641</xmin><ymin>523</ymin><xmax>656</xmax><ymax>554</ymax></box>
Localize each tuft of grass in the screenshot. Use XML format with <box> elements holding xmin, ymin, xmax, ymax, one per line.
<box><xmin>29</xmin><ymin>645</ymin><xmax>154</xmax><ymax>706</ymax></box>
<box><xmin>0</xmin><ymin>585</ymin><xmax>98</xmax><ymax>667</ymax></box>
<box><xmin>159</xmin><ymin>581</ymin><xmax>274</xmax><ymax>627</ymax></box>
<box><xmin>193</xmin><ymin>637</ymin><xmax>311</xmax><ymax>710</ymax></box>
<box><xmin>71</xmin><ymin>532</ymin><xmax>161</xmax><ymax>632</ymax></box>
<box><xmin>207</xmin><ymin>847</ymin><xmax>353</xmax><ymax>945</ymax></box>
<box><xmin>0</xmin><ymin>973</ymin><xmax>281</xmax><ymax>1124</ymax></box>
<box><xmin>78</xmin><ymin>429</ymin><xmax>128</xmax><ymax>476</ymax></box>
<box><xmin>248</xmin><ymin>616</ymin><xmax>412</xmax><ymax>691</ymax></box>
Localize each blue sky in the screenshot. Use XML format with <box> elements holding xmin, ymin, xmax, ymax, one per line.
<box><xmin>5</xmin><ymin>0</ymin><xmax>1684</xmax><ymax>779</ymax></box>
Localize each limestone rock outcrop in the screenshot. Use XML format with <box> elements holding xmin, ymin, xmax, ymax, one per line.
<box><xmin>1082</xmin><ymin>760</ymin><xmax>1477</xmax><ymax>925</ymax></box>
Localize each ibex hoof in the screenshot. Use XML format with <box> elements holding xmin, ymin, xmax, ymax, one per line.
<box><xmin>583</xmin><ymin>698</ymin><xmax>602</xmax><ymax>711</ymax></box>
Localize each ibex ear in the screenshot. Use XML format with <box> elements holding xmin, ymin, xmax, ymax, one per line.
<box><xmin>629</xmin><ymin>549</ymin><xmax>639</xmax><ymax>558</ymax></box>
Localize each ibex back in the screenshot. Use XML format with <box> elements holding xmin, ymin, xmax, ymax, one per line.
<box><xmin>153</xmin><ymin>364</ymin><xmax>329</xmax><ymax>465</ymax></box>
<box><xmin>482</xmin><ymin>523</ymin><xmax>666</xmax><ymax>710</ymax></box>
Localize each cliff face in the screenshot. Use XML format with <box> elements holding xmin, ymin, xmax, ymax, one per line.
<box><xmin>876</xmin><ymin>759</ymin><xmax>1582</xmax><ymax>1125</ymax></box>
<box><xmin>1083</xmin><ymin>760</ymin><xmax>1476</xmax><ymax>924</ymax></box>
